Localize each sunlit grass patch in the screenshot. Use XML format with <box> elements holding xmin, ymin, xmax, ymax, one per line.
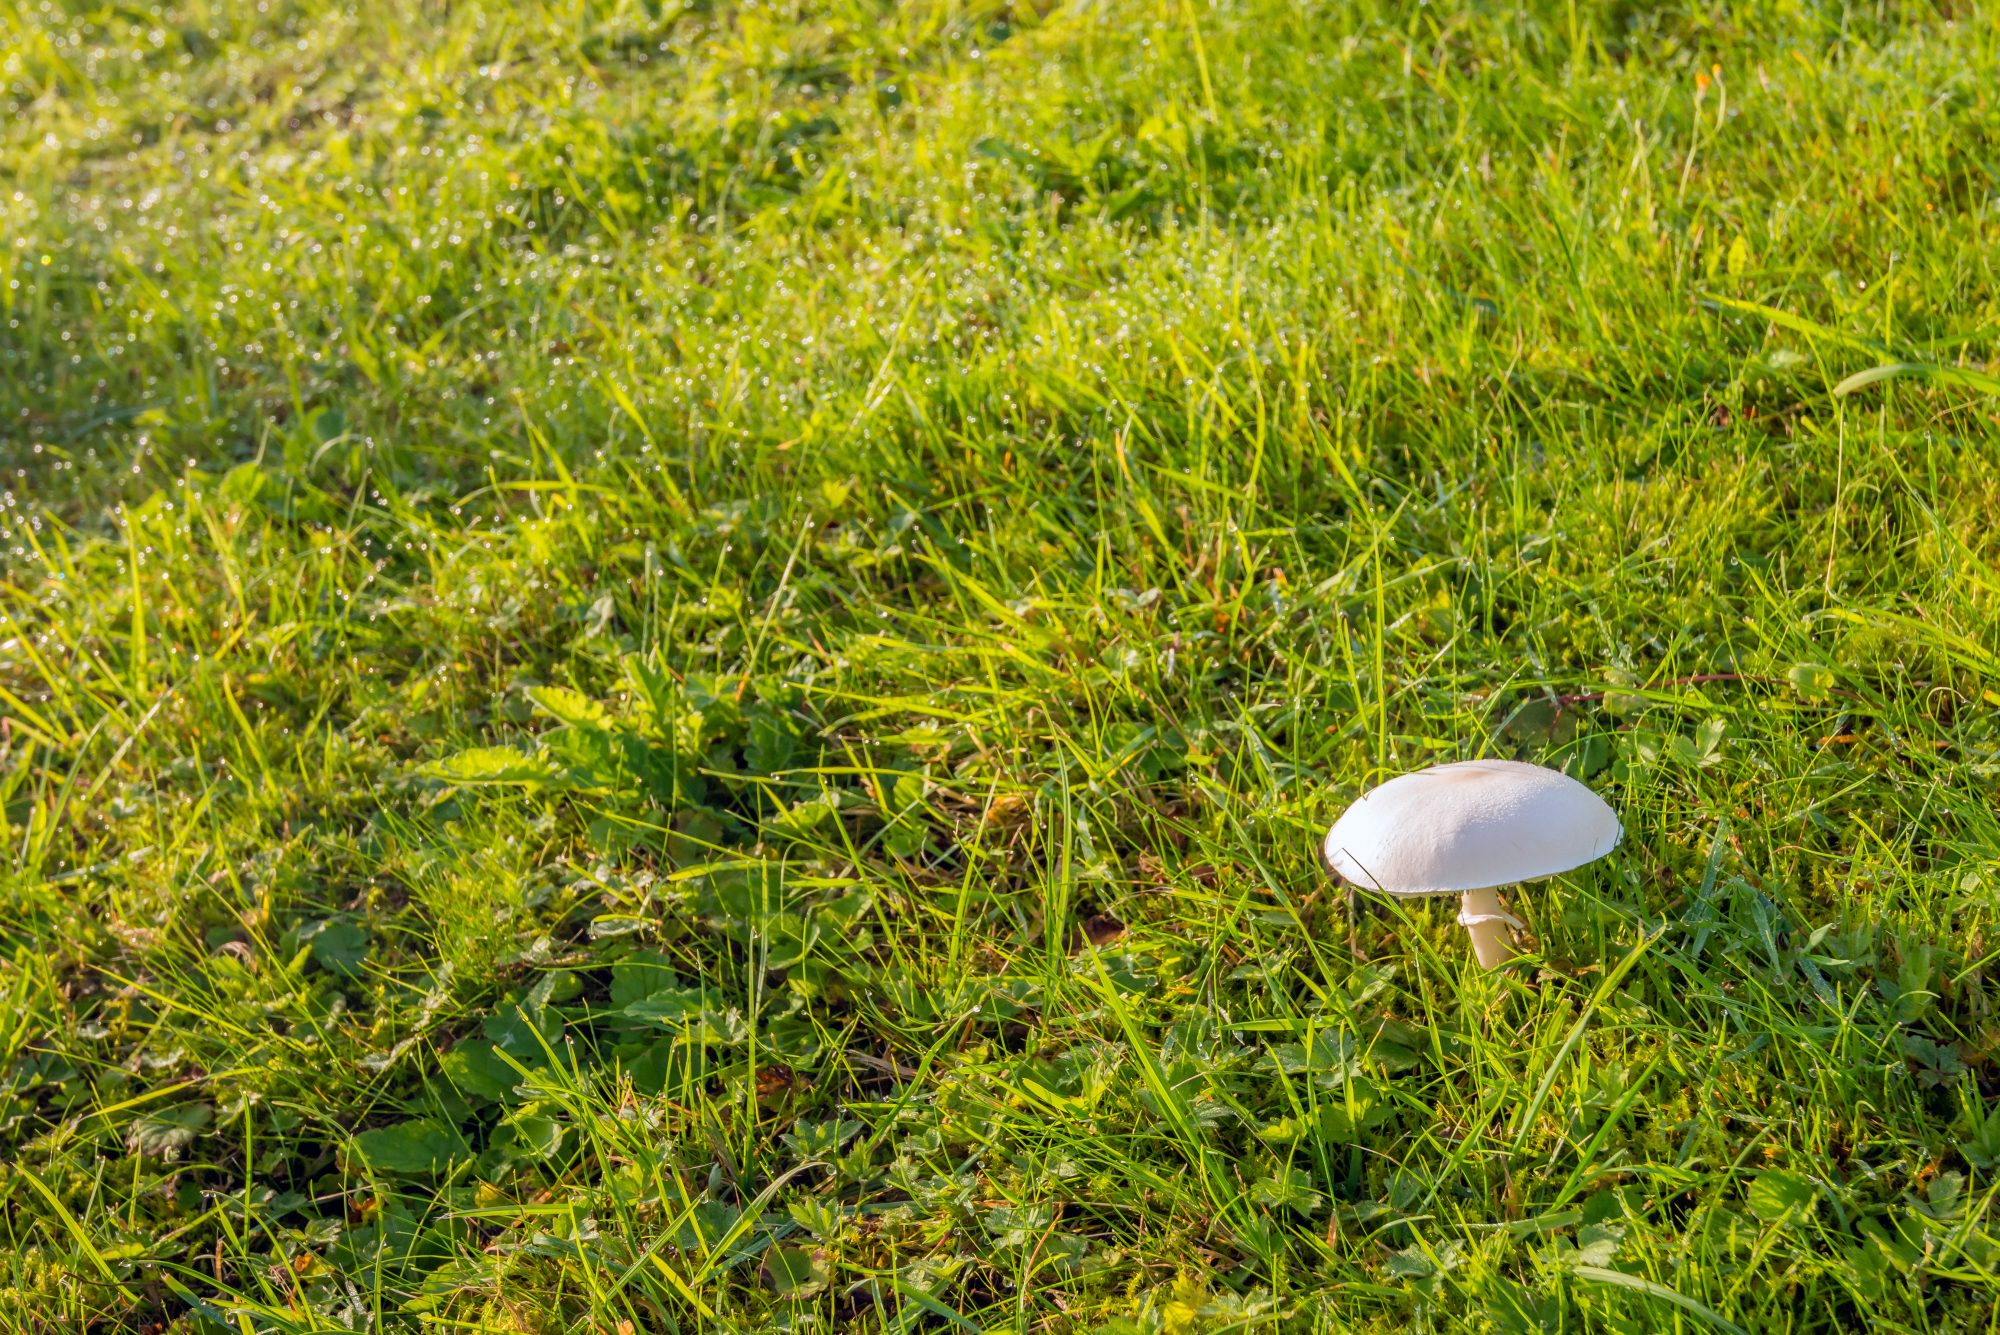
<box><xmin>4</xmin><ymin>0</ymin><xmax>2000</xmax><ymax>1330</ymax></box>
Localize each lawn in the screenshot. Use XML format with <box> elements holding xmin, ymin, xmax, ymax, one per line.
<box><xmin>4</xmin><ymin>0</ymin><xmax>2000</xmax><ymax>1329</ymax></box>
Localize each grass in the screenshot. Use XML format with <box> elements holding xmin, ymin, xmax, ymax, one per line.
<box><xmin>3</xmin><ymin>0</ymin><xmax>2000</xmax><ymax>1329</ymax></box>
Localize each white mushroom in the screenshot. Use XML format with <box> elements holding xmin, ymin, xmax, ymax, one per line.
<box><xmin>1322</xmin><ymin>759</ymin><xmax>1622</xmax><ymax>968</ymax></box>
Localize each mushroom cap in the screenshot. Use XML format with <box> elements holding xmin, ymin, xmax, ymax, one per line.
<box><xmin>1323</xmin><ymin>759</ymin><xmax>1621</xmax><ymax>896</ymax></box>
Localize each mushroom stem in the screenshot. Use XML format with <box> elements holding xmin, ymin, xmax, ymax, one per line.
<box><xmin>1458</xmin><ymin>887</ymin><xmax>1520</xmax><ymax>969</ymax></box>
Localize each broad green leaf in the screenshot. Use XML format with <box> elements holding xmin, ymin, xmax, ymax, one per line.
<box><xmin>1317</xmin><ymin>1080</ymin><xmax>1391</xmax><ymax>1140</ymax></box>
<box><xmin>1383</xmin><ymin>1240</ymin><xmax>1460</xmax><ymax>1278</ymax></box>
<box><xmin>692</xmin><ymin>1007</ymin><xmax>750</xmax><ymax>1046</ymax></box>
<box><xmin>1725</xmin><ymin>235</ymin><xmax>1750</xmax><ymax>276</ymax></box>
<box><xmin>764</xmin><ymin>1244</ymin><xmax>830</xmax><ymax>1298</ymax></box>
<box><xmin>743</xmin><ymin>708</ymin><xmax>800</xmax><ymax>772</ymax></box>
<box><xmin>788</xmin><ymin>1198</ymin><xmax>844</xmax><ymax>1241</ymax></box>
<box><xmin>127</xmin><ymin>1104</ymin><xmax>212</xmax><ymax>1158</ymax></box>
<box><xmin>422</xmin><ymin>746</ymin><xmax>558</xmax><ymax>785</ymax></box>
<box><xmin>351</xmin><ymin>1120</ymin><xmax>469</xmax><ymax>1177</ymax></box>
<box><xmin>218</xmin><ymin>461</ymin><xmax>264</xmax><ymax>504</ymax></box>
<box><xmin>1786</xmin><ymin>663</ymin><xmax>1837</xmax><ymax>700</ymax></box>
<box><xmin>1573</xmin><ymin>1221</ymin><xmax>1625</xmax><ymax>1266</ymax></box>
<box><xmin>983</xmin><ymin>1203</ymin><xmax>1056</xmax><ymax>1247</ymax></box>
<box><xmin>1250</xmin><ymin>1164</ymin><xmax>1324</xmax><ymax>1213</ymax></box>
<box><xmin>1746</xmin><ymin>1169</ymin><xmax>1817</xmax><ymax>1223</ymax></box>
<box><xmin>781</xmin><ymin>1119</ymin><xmax>863</xmax><ymax>1159</ymax></box>
<box><xmin>623</xmin><ymin>987</ymin><xmax>709</xmax><ymax>1028</ymax></box>
<box><xmin>485</xmin><ymin>995</ymin><xmax>562</xmax><ymax>1059</ymax></box>
<box><xmin>528</xmin><ymin>685</ymin><xmax>613</xmax><ymax>730</ymax></box>
<box><xmin>439</xmin><ymin>1040</ymin><xmax>522</xmax><ymax>1103</ymax></box>
<box><xmin>307</xmin><ymin>918</ymin><xmax>370</xmax><ymax>977</ymax></box>
<box><xmin>764</xmin><ymin>789</ymin><xmax>837</xmax><ymax>838</ymax></box>
<box><xmin>1958</xmin><ymin>1102</ymin><xmax>2000</xmax><ymax>1171</ymax></box>
<box><xmin>622</xmin><ymin>1038</ymin><xmax>675</xmax><ymax>1095</ymax></box>
<box><xmin>1257</xmin><ymin>1031</ymin><xmax>1362</xmax><ymax>1083</ymax></box>
<box><xmin>610</xmin><ymin>950</ymin><xmax>684</xmax><ymax>1007</ymax></box>
<box><xmin>1922</xmin><ymin>1170</ymin><xmax>1966</xmax><ymax>1219</ymax></box>
<box><xmin>497</xmin><ymin>1106</ymin><xmax>565</xmax><ymax>1161</ymax></box>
